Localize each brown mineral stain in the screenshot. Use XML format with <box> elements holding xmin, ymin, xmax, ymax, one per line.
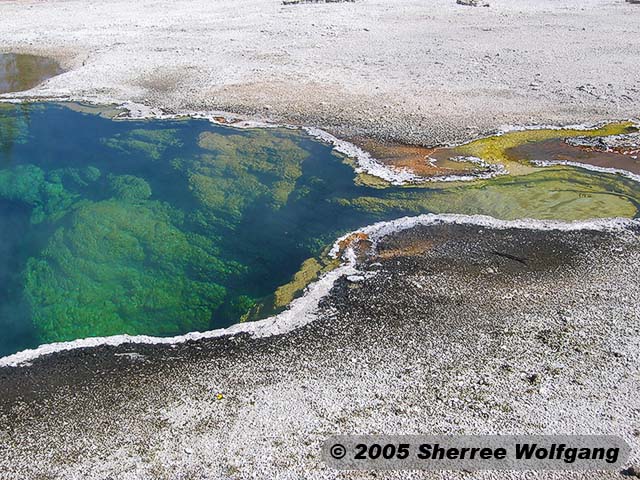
<box><xmin>212</xmin><ymin>116</ymin><xmax>239</xmax><ymax>125</ymax></box>
<box><xmin>377</xmin><ymin>238</ymin><xmax>435</xmax><ymax>259</ymax></box>
<box><xmin>353</xmin><ymin>137</ymin><xmax>488</xmax><ymax>179</ymax></box>
<box><xmin>337</xmin><ymin>232</ymin><xmax>372</xmax><ymax>258</ymax></box>
<box><xmin>509</xmin><ymin>138</ymin><xmax>640</xmax><ymax>175</ymax></box>
<box><xmin>569</xmin><ymin>139</ymin><xmax>640</xmax><ymax>157</ymax></box>
<box><xmin>0</xmin><ymin>53</ymin><xmax>64</xmax><ymax>94</ymax></box>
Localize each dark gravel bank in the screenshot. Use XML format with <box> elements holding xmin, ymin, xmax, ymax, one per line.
<box><xmin>1</xmin><ymin>223</ymin><xmax>638</xmax><ymax>479</ymax></box>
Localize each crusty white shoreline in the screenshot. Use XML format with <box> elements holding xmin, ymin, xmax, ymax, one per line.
<box><xmin>2</xmin><ymin>213</ymin><xmax>637</xmax><ymax>369</ymax></box>
<box><xmin>532</xmin><ymin>159</ymin><xmax>640</xmax><ymax>184</ymax></box>
<box><xmin>4</xmin><ymin>97</ymin><xmax>638</xmax><ymax>186</ymax></box>
<box><xmin>0</xmin><ymin>97</ymin><xmax>513</xmax><ymax>185</ymax></box>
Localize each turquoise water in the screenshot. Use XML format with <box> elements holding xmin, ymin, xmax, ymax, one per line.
<box><xmin>0</xmin><ymin>103</ymin><xmax>638</xmax><ymax>357</ymax></box>
<box><xmin>0</xmin><ymin>103</ymin><xmax>413</xmax><ymax>356</ymax></box>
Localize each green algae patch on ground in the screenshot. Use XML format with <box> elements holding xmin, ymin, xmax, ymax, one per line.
<box><xmin>350</xmin><ymin>123</ymin><xmax>638</xmax><ymax>188</ymax></box>
<box><xmin>0</xmin><ymin>102</ymin><xmax>638</xmax><ymax>357</ymax></box>
<box><xmin>449</xmin><ymin>122</ymin><xmax>636</xmax><ymax>175</ymax></box>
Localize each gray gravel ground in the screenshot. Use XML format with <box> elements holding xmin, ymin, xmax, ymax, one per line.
<box><xmin>1</xmin><ymin>223</ymin><xmax>638</xmax><ymax>479</ymax></box>
<box><xmin>1</xmin><ymin>1</ymin><xmax>639</xmax><ymax>478</ymax></box>
<box><xmin>1</xmin><ymin>0</ymin><xmax>639</xmax><ymax>145</ymax></box>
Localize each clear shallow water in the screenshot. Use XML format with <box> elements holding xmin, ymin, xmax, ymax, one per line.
<box><xmin>0</xmin><ymin>54</ymin><xmax>63</xmax><ymax>94</ymax></box>
<box><xmin>0</xmin><ymin>103</ymin><xmax>638</xmax><ymax>357</ymax></box>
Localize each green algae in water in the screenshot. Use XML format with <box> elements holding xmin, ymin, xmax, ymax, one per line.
<box><xmin>0</xmin><ymin>103</ymin><xmax>638</xmax><ymax>357</ymax></box>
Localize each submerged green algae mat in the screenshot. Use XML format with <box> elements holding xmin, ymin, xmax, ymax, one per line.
<box><xmin>0</xmin><ymin>103</ymin><xmax>638</xmax><ymax>356</ymax></box>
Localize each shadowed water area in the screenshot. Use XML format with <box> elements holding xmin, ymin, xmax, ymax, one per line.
<box><xmin>0</xmin><ymin>102</ymin><xmax>638</xmax><ymax>357</ymax></box>
<box><xmin>0</xmin><ymin>54</ymin><xmax>63</xmax><ymax>94</ymax></box>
